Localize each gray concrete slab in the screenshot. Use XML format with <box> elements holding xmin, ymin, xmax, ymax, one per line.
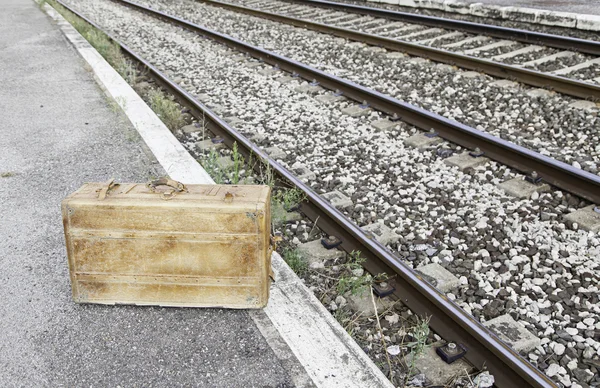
<box><xmin>294</xmin><ymin>83</ymin><xmax>323</xmax><ymax>94</ymax></box>
<box><xmin>181</xmin><ymin>123</ymin><xmax>202</xmax><ymax>134</ymax></box>
<box><xmin>416</xmin><ymin>263</ymin><xmax>461</xmax><ymax>293</ymax></box>
<box><xmin>347</xmin><ymin>292</ymin><xmax>395</xmax><ymax>316</ymax></box>
<box><xmin>371</xmin><ymin>118</ymin><xmax>398</xmax><ymax>132</ymax></box>
<box><xmin>322</xmin><ymin>190</ymin><xmax>354</xmax><ymax>209</ymax></box>
<box><xmin>341</xmin><ymin>105</ymin><xmax>372</xmax><ymax>117</ymax></box>
<box><xmin>0</xmin><ymin>2</ymin><xmax>301</xmax><ymax>386</ymax></box>
<box><xmin>564</xmin><ymin>205</ymin><xmax>600</xmax><ymax>232</ymax></box>
<box><xmin>362</xmin><ymin>222</ymin><xmax>400</xmax><ymax>245</ymax></box>
<box><xmin>444</xmin><ymin>152</ymin><xmax>490</xmax><ymax>172</ymax></box>
<box><xmin>297</xmin><ymin>239</ymin><xmax>344</xmax><ymax>264</ymax></box>
<box><xmin>406</xmin><ymin>344</ymin><xmax>473</xmax><ymax>386</ymax></box>
<box><xmin>498</xmin><ymin>177</ymin><xmax>550</xmax><ymax>199</ymax></box>
<box><xmin>315</xmin><ymin>93</ymin><xmax>345</xmax><ymax>104</ymax></box>
<box><xmin>404</xmin><ymin>133</ymin><xmax>443</xmax><ymax>149</ymax></box>
<box><xmin>195</xmin><ymin>139</ymin><xmax>226</xmax><ymax>151</ymax></box>
<box><xmin>483</xmin><ymin>314</ymin><xmax>541</xmax><ymax>353</ymax></box>
<box><xmin>265</xmin><ymin>146</ymin><xmax>287</xmax><ymax>160</ymax></box>
<box><xmin>490</xmin><ymin>79</ymin><xmax>520</xmax><ymax>90</ymax></box>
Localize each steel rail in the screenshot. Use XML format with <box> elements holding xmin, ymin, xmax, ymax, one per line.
<box><xmin>96</xmin><ymin>0</ymin><xmax>600</xmax><ymax>205</ymax></box>
<box><xmin>54</xmin><ymin>1</ymin><xmax>558</xmax><ymax>386</ymax></box>
<box><xmin>287</xmin><ymin>0</ymin><xmax>600</xmax><ymax>56</ymax></box>
<box><xmin>195</xmin><ymin>0</ymin><xmax>600</xmax><ymax>101</ymax></box>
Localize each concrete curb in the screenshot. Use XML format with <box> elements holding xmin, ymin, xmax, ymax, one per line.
<box><xmin>261</xmin><ymin>253</ymin><xmax>395</xmax><ymax>388</ymax></box>
<box><xmin>44</xmin><ymin>3</ymin><xmax>393</xmax><ymax>387</ymax></box>
<box><xmin>367</xmin><ymin>0</ymin><xmax>600</xmax><ymax>31</ymax></box>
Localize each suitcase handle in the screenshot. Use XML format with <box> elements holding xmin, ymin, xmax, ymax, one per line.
<box><xmin>97</xmin><ymin>178</ymin><xmax>116</xmax><ymax>200</ymax></box>
<box><xmin>147</xmin><ymin>178</ymin><xmax>187</xmax><ymax>193</ymax></box>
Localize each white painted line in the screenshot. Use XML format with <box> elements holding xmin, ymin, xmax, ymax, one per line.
<box><xmin>552</xmin><ymin>57</ymin><xmax>600</xmax><ymax>76</ymax></box>
<box><xmin>442</xmin><ymin>35</ymin><xmax>489</xmax><ymax>48</ymax></box>
<box><xmin>521</xmin><ymin>50</ymin><xmax>575</xmax><ymax>67</ymax></box>
<box><xmin>463</xmin><ymin>40</ymin><xmax>517</xmax><ymax>55</ymax></box>
<box><xmin>492</xmin><ymin>45</ymin><xmax>543</xmax><ymax>61</ymax></box>
<box><xmin>45</xmin><ymin>3</ymin><xmax>393</xmax><ymax>387</ymax></box>
<box><xmin>44</xmin><ymin>4</ymin><xmax>213</xmax><ymax>185</ymax></box>
<box><xmin>264</xmin><ymin>253</ymin><xmax>394</xmax><ymax>388</ymax></box>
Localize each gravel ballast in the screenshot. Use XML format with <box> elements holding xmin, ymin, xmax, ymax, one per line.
<box><xmin>232</xmin><ymin>0</ymin><xmax>600</xmax><ymax>79</ymax></box>
<box><xmin>63</xmin><ymin>1</ymin><xmax>600</xmax><ymax>386</ymax></box>
<box><xmin>134</xmin><ymin>0</ymin><xmax>597</xmax><ymax>177</ymax></box>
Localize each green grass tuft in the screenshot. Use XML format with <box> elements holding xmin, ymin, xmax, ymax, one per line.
<box><xmin>148</xmin><ymin>89</ymin><xmax>184</xmax><ymax>131</ymax></box>
<box><xmin>282</xmin><ymin>248</ymin><xmax>308</xmax><ymax>275</ymax></box>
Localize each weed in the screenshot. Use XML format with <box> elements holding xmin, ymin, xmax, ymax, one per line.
<box><xmin>404</xmin><ymin>316</ymin><xmax>431</xmax><ymax>384</ymax></box>
<box><xmin>254</xmin><ymin>157</ymin><xmax>275</xmax><ymax>188</ymax></box>
<box><xmin>148</xmin><ymin>89</ymin><xmax>184</xmax><ymax>131</ymax></box>
<box><xmin>231</xmin><ymin>142</ymin><xmax>244</xmax><ymax>185</ymax></box>
<box><xmin>282</xmin><ymin>248</ymin><xmax>308</xmax><ymax>275</ymax></box>
<box><xmin>199</xmin><ymin>148</ymin><xmax>227</xmax><ymax>184</ymax></box>
<box><xmin>273</xmin><ymin>187</ymin><xmax>306</xmax><ymax>211</ymax></box>
<box><xmin>116</xmin><ymin>60</ymin><xmax>137</xmax><ymax>85</ymax></box>
<box><xmin>243</xmin><ymin>151</ymin><xmax>255</xmax><ymax>185</ymax></box>
<box><xmin>1</xmin><ymin>172</ymin><xmax>16</xmax><ymax>178</ymax></box>
<box><xmin>336</xmin><ymin>251</ymin><xmax>371</xmax><ymax>296</ymax></box>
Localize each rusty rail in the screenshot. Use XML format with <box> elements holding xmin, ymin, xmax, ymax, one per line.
<box><xmin>54</xmin><ymin>0</ymin><xmax>562</xmax><ymax>386</ymax></box>
<box><xmin>289</xmin><ymin>0</ymin><xmax>600</xmax><ymax>56</ymax></box>
<box><xmin>196</xmin><ymin>0</ymin><xmax>600</xmax><ymax>101</ymax></box>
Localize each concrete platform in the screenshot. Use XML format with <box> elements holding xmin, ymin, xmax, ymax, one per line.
<box><xmin>0</xmin><ymin>2</ymin><xmax>393</xmax><ymax>387</ymax></box>
<box><xmin>369</xmin><ymin>0</ymin><xmax>600</xmax><ymax>31</ymax></box>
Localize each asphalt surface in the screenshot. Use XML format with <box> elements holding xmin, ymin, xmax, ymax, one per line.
<box><xmin>452</xmin><ymin>0</ymin><xmax>600</xmax><ymax>16</ymax></box>
<box><xmin>0</xmin><ymin>1</ymin><xmax>298</xmax><ymax>386</ymax></box>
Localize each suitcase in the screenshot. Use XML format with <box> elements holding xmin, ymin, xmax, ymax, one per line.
<box><xmin>62</xmin><ymin>178</ymin><xmax>272</xmax><ymax>308</ymax></box>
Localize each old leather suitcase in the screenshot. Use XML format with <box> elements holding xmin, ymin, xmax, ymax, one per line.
<box><xmin>62</xmin><ymin>178</ymin><xmax>272</xmax><ymax>308</ymax></box>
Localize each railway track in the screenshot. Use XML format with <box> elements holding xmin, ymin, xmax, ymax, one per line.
<box><xmin>122</xmin><ymin>0</ymin><xmax>600</xmax><ymax>180</ymax></box>
<box><xmin>53</xmin><ymin>0</ymin><xmax>600</xmax><ymax>387</ymax></box>
<box><xmin>192</xmin><ymin>0</ymin><xmax>600</xmax><ymax>100</ymax></box>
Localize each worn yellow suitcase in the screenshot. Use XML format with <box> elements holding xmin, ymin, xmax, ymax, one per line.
<box><xmin>62</xmin><ymin>178</ymin><xmax>272</xmax><ymax>308</ymax></box>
